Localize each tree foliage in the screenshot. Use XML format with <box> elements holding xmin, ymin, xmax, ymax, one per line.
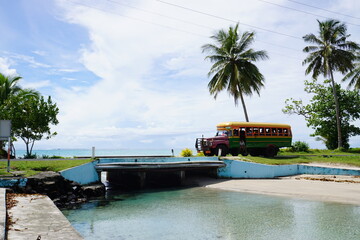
<box><xmin>0</xmin><ymin>73</ymin><xmax>59</xmax><ymax>156</ymax></box>
<box><xmin>342</xmin><ymin>52</ymin><xmax>360</xmax><ymax>90</ymax></box>
<box><xmin>202</xmin><ymin>23</ymin><xmax>268</xmax><ymax>122</ymax></box>
<box><xmin>283</xmin><ymin>80</ymin><xmax>360</xmax><ymax>149</ymax></box>
<box><xmin>302</xmin><ymin>19</ymin><xmax>360</xmax><ymax>148</ymax></box>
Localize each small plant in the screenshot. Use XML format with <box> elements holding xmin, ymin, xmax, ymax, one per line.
<box><xmin>23</xmin><ymin>153</ymin><xmax>37</xmax><ymax>159</ymax></box>
<box><xmin>180</xmin><ymin>148</ymin><xmax>193</xmax><ymax>157</ymax></box>
<box><xmin>291</xmin><ymin>141</ymin><xmax>310</xmax><ymax>152</ymax></box>
<box><xmin>196</xmin><ymin>151</ymin><xmax>205</xmax><ymax>157</ymax></box>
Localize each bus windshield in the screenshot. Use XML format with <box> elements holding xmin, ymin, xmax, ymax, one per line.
<box><xmin>216</xmin><ymin>130</ymin><xmax>231</xmax><ymax>136</ymax></box>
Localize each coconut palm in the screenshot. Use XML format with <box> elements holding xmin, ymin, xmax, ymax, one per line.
<box><xmin>302</xmin><ymin>19</ymin><xmax>360</xmax><ymax>148</ymax></box>
<box><xmin>343</xmin><ymin>52</ymin><xmax>360</xmax><ymax>89</ymax></box>
<box><xmin>0</xmin><ymin>73</ymin><xmax>22</xmax><ymax>105</ymax></box>
<box><xmin>0</xmin><ymin>73</ymin><xmax>39</xmax><ymax>105</ymax></box>
<box><xmin>202</xmin><ymin>23</ymin><xmax>269</xmax><ymax>122</ymax></box>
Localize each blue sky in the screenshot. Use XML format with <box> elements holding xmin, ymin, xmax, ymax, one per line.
<box><xmin>1</xmin><ymin>0</ymin><xmax>360</xmax><ymax>150</ymax></box>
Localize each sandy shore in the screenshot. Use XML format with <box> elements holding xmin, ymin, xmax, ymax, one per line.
<box><xmin>190</xmin><ymin>174</ymin><xmax>360</xmax><ymax>206</ymax></box>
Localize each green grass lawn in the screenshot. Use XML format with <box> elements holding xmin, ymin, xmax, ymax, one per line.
<box><xmin>239</xmin><ymin>154</ymin><xmax>360</xmax><ymax>167</ymax></box>
<box><xmin>0</xmin><ymin>159</ymin><xmax>93</xmax><ymax>177</ymax></box>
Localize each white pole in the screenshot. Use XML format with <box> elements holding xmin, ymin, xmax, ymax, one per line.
<box><xmin>92</xmin><ymin>147</ymin><xmax>95</xmax><ymax>158</ymax></box>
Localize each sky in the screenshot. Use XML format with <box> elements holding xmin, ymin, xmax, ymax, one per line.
<box><xmin>0</xmin><ymin>0</ymin><xmax>360</xmax><ymax>151</ymax></box>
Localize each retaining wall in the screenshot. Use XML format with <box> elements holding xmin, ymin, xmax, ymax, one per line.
<box><xmin>218</xmin><ymin>159</ymin><xmax>360</xmax><ymax>178</ymax></box>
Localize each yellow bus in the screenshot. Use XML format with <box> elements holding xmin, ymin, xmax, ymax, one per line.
<box><xmin>196</xmin><ymin>122</ymin><xmax>292</xmax><ymax>157</ymax></box>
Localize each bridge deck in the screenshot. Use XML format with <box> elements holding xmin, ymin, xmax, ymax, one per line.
<box><xmin>95</xmin><ymin>160</ymin><xmax>225</xmax><ymax>171</ymax></box>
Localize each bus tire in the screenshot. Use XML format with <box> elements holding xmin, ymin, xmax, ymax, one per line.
<box><xmin>249</xmin><ymin>149</ymin><xmax>260</xmax><ymax>156</ymax></box>
<box><xmin>265</xmin><ymin>145</ymin><xmax>278</xmax><ymax>158</ymax></box>
<box><xmin>230</xmin><ymin>148</ymin><xmax>239</xmax><ymax>156</ymax></box>
<box><xmin>216</xmin><ymin>145</ymin><xmax>228</xmax><ymax>156</ymax></box>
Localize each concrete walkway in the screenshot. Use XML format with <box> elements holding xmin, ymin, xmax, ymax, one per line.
<box><xmin>6</xmin><ymin>194</ymin><xmax>83</xmax><ymax>240</ymax></box>
<box><xmin>0</xmin><ymin>189</ymin><xmax>5</xmax><ymax>240</ymax></box>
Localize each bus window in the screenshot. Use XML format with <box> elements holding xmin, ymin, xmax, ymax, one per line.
<box><xmin>265</xmin><ymin>128</ymin><xmax>271</xmax><ymax>136</ymax></box>
<box><xmin>253</xmin><ymin>127</ymin><xmax>259</xmax><ymax>136</ymax></box>
<box><xmin>259</xmin><ymin>128</ymin><xmax>265</xmax><ymax>136</ymax></box>
<box><xmin>271</xmin><ymin>128</ymin><xmax>277</xmax><ymax>136</ymax></box>
<box><xmin>278</xmin><ymin>128</ymin><xmax>283</xmax><ymax>136</ymax></box>
<box><xmin>246</xmin><ymin>127</ymin><xmax>252</xmax><ymax>136</ymax></box>
<box><xmin>284</xmin><ymin>128</ymin><xmax>288</xmax><ymax>136</ymax></box>
<box><xmin>233</xmin><ymin>129</ymin><xmax>239</xmax><ymax>136</ymax></box>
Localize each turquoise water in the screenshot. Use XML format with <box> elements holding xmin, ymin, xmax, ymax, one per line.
<box><xmin>62</xmin><ymin>187</ymin><xmax>360</xmax><ymax>240</ymax></box>
<box><xmin>15</xmin><ymin>149</ymin><xmax>180</xmax><ymax>158</ymax></box>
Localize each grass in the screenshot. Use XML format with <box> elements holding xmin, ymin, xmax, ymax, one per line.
<box><xmin>0</xmin><ymin>159</ymin><xmax>93</xmax><ymax>177</ymax></box>
<box><xmin>278</xmin><ymin>148</ymin><xmax>360</xmax><ymax>156</ymax></box>
<box><xmin>239</xmin><ymin>155</ymin><xmax>360</xmax><ymax>167</ymax></box>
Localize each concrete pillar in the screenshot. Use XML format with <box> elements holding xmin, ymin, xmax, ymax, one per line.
<box><xmin>175</xmin><ymin>170</ymin><xmax>185</xmax><ymax>185</ymax></box>
<box><xmin>137</xmin><ymin>172</ymin><xmax>146</xmax><ymax>189</ymax></box>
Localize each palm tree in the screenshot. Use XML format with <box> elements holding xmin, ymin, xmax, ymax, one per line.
<box><xmin>343</xmin><ymin>52</ymin><xmax>360</xmax><ymax>89</ymax></box>
<box><xmin>0</xmin><ymin>73</ymin><xmax>39</xmax><ymax>105</ymax></box>
<box><xmin>302</xmin><ymin>19</ymin><xmax>360</xmax><ymax>148</ymax></box>
<box><xmin>202</xmin><ymin>23</ymin><xmax>269</xmax><ymax>122</ymax></box>
<box><xmin>0</xmin><ymin>73</ymin><xmax>22</xmax><ymax>105</ymax></box>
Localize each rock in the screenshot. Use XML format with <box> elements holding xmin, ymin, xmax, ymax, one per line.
<box><xmin>9</xmin><ymin>171</ymin><xmax>105</xmax><ymax>209</ymax></box>
<box><xmin>82</xmin><ymin>184</ymin><xmax>106</xmax><ymax>198</ymax></box>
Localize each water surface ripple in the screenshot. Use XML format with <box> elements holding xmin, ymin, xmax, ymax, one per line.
<box><xmin>62</xmin><ymin>187</ymin><xmax>360</xmax><ymax>240</ymax></box>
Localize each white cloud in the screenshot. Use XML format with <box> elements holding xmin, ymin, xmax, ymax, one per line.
<box><xmin>20</xmin><ymin>80</ymin><xmax>51</xmax><ymax>89</ymax></box>
<box><xmin>14</xmin><ymin>0</ymin><xmax>360</xmax><ymax>150</ymax></box>
<box><xmin>0</xmin><ymin>57</ymin><xmax>17</xmax><ymax>76</ymax></box>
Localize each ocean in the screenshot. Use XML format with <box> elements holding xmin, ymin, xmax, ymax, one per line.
<box><xmin>14</xmin><ymin>148</ymin><xmax>184</xmax><ymax>158</ymax></box>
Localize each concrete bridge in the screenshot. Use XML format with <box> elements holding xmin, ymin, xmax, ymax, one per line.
<box><xmin>58</xmin><ymin>156</ymin><xmax>360</xmax><ymax>189</ymax></box>
<box><xmin>95</xmin><ymin>160</ymin><xmax>225</xmax><ymax>188</ymax></box>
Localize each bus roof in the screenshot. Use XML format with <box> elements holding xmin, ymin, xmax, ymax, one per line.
<box><xmin>217</xmin><ymin>122</ymin><xmax>291</xmax><ymax>128</ymax></box>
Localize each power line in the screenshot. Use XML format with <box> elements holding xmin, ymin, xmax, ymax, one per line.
<box><xmin>107</xmin><ymin>0</ymin><xmax>303</xmax><ymax>53</ymax></box>
<box><xmin>65</xmin><ymin>0</ymin><xmax>207</xmax><ymax>38</ymax></box>
<box><xmin>106</xmin><ymin>0</ymin><xmax>214</xmax><ymax>30</ymax></box>
<box><xmin>65</xmin><ymin>0</ymin><xmax>305</xmax><ymax>60</ymax></box>
<box><xmin>257</xmin><ymin>0</ymin><xmax>360</xmax><ymax>27</ymax></box>
<box><xmin>286</xmin><ymin>0</ymin><xmax>360</xmax><ymax>20</ymax></box>
<box><xmin>156</xmin><ymin>0</ymin><xmax>302</xmax><ymax>40</ymax></box>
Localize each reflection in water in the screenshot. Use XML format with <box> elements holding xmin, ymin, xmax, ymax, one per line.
<box><xmin>62</xmin><ymin>187</ymin><xmax>360</xmax><ymax>240</ymax></box>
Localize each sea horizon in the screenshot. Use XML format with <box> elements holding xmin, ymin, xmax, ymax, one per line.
<box><xmin>14</xmin><ymin>148</ymin><xmax>187</xmax><ymax>158</ymax></box>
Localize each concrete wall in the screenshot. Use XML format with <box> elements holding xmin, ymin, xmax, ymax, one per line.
<box><xmin>218</xmin><ymin>160</ymin><xmax>299</xmax><ymax>178</ymax></box>
<box><xmin>60</xmin><ymin>160</ymin><xmax>100</xmax><ymax>185</ymax></box>
<box><xmin>97</xmin><ymin>157</ymin><xmax>218</xmax><ymax>164</ymax></box>
<box><xmin>218</xmin><ymin>159</ymin><xmax>360</xmax><ymax>178</ymax></box>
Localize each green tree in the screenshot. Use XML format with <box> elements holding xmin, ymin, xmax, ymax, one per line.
<box><xmin>302</xmin><ymin>19</ymin><xmax>360</xmax><ymax>148</ymax></box>
<box><xmin>0</xmin><ymin>73</ymin><xmax>39</xmax><ymax>155</ymax></box>
<box><xmin>343</xmin><ymin>52</ymin><xmax>360</xmax><ymax>89</ymax></box>
<box><xmin>0</xmin><ymin>93</ymin><xmax>59</xmax><ymax>156</ymax></box>
<box><xmin>283</xmin><ymin>79</ymin><xmax>360</xmax><ymax>149</ymax></box>
<box><xmin>202</xmin><ymin>23</ymin><xmax>269</xmax><ymax>122</ymax></box>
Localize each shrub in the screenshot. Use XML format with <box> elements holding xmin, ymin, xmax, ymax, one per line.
<box><xmin>23</xmin><ymin>153</ymin><xmax>37</xmax><ymax>159</ymax></box>
<box><xmin>196</xmin><ymin>151</ymin><xmax>205</xmax><ymax>157</ymax></box>
<box><xmin>291</xmin><ymin>141</ymin><xmax>310</xmax><ymax>152</ymax></box>
<box><xmin>180</xmin><ymin>148</ymin><xmax>193</xmax><ymax>157</ymax></box>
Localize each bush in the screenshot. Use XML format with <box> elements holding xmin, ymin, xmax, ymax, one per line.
<box><xmin>291</xmin><ymin>141</ymin><xmax>310</xmax><ymax>152</ymax></box>
<box><xmin>196</xmin><ymin>151</ymin><xmax>205</xmax><ymax>157</ymax></box>
<box><xmin>180</xmin><ymin>148</ymin><xmax>193</xmax><ymax>157</ymax></box>
<box><xmin>23</xmin><ymin>153</ymin><xmax>37</xmax><ymax>159</ymax></box>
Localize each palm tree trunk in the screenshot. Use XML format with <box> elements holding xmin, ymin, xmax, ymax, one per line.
<box><xmin>239</xmin><ymin>91</ymin><xmax>249</xmax><ymax>122</ymax></box>
<box><xmin>330</xmin><ymin>70</ymin><xmax>343</xmax><ymax>148</ymax></box>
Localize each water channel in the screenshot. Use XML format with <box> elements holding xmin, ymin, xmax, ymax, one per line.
<box><xmin>62</xmin><ymin>186</ymin><xmax>360</xmax><ymax>240</ymax></box>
